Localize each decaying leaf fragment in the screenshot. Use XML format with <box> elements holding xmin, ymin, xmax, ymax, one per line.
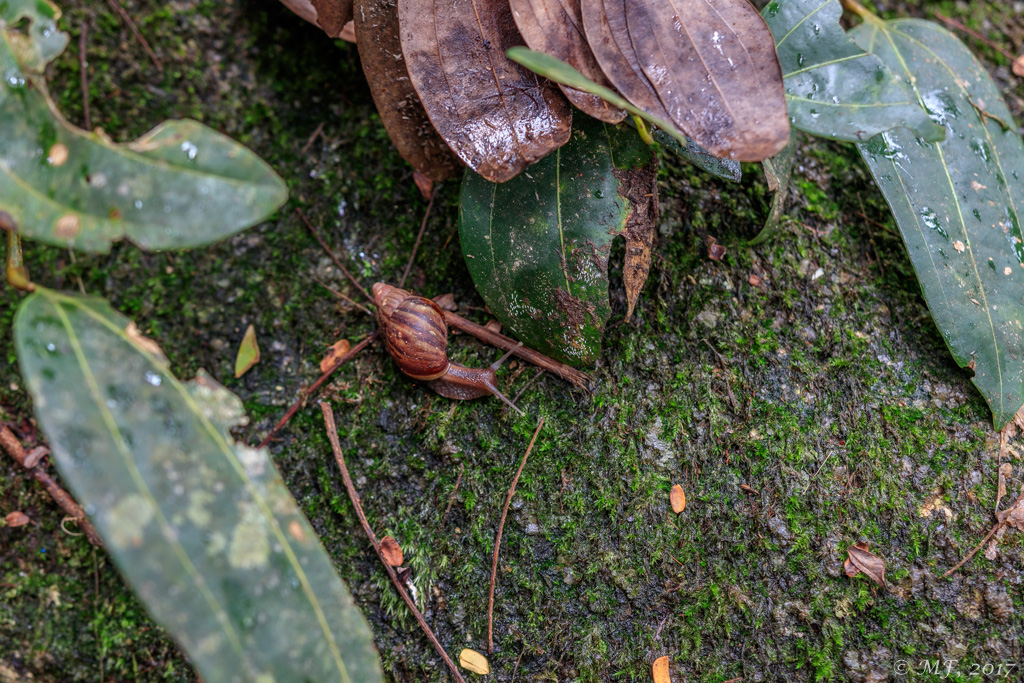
<box><xmin>652</xmin><ymin>655</ymin><xmax>671</xmax><ymax>682</ymax></box>
<box><xmin>353</xmin><ymin>0</ymin><xmax>460</xmax><ymax>181</ymax></box>
<box><xmin>509</xmin><ymin>0</ymin><xmax>625</xmax><ymax>123</ymax></box>
<box><xmin>397</xmin><ymin>0</ymin><xmax>572</xmax><ymax>182</ymax></box>
<box><xmin>320</xmin><ymin>339</ymin><xmax>352</xmax><ymax>373</ymax></box>
<box><xmin>616</xmin><ymin>158</ymin><xmax>659</xmax><ymax>320</ymax></box>
<box><xmin>234</xmin><ymin>324</ymin><xmax>260</xmax><ymax>378</ymax></box>
<box><xmin>4</xmin><ymin>511</ymin><xmax>31</xmax><ymax>527</ymax></box>
<box><xmin>669</xmin><ymin>485</ymin><xmax>685</xmax><ymax>514</ymax></box>
<box><xmin>459</xmin><ymin>648</ymin><xmax>490</xmax><ymax>675</ymax></box>
<box><xmin>844</xmin><ymin>542</ymin><xmax>887</xmax><ymax>589</ymax></box>
<box><xmin>380</xmin><ymin>536</ymin><xmax>404</xmax><ymax>566</ymax></box>
<box><xmin>311</xmin><ymin>0</ymin><xmax>353</xmax><ymax>36</ymax></box>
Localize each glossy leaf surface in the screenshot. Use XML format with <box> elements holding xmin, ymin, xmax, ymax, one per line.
<box><xmin>14</xmin><ymin>289</ymin><xmax>384</xmax><ymax>682</ymax></box>
<box><xmin>510</xmin><ymin>0</ymin><xmax>625</xmax><ymax>123</ymax></box>
<box><xmin>397</xmin><ymin>0</ymin><xmax>572</xmax><ymax>183</ymax></box>
<box><xmin>763</xmin><ymin>0</ymin><xmax>943</xmax><ymax>142</ymax></box>
<box><xmin>460</xmin><ymin>116</ymin><xmax>655</xmax><ymax>365</ymax></box>
<box><xmin>354</xmin><ymin>0</ymin><xmax>460</xmax><ymax>180</ymax></box>
<box><xmin>853</xmin><ymin>19</ymin><xmax>1024</xmax><ymax>428</ymax></box>
<box><xmin>0</xmin><ymin>1</ymin><xmax>287</xmax><ymax>252</ymax></box>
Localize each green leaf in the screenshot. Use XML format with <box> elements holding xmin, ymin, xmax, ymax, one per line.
<box><xmin>459</xmin><ymin>115</ymin><xmax>656</xmax><ymax>365</ymax></box>
<box><xmin>1</xmin><ymin>2</ymin><xmax>287</xmax><ymax>252</ymax></box>
<box><xmin>852</xmin><ymin>18</ymin><xmax>1024</xmax><ymax>428</ymax></box>
<box><xmin>762</xmin><ymin>0</ymin><xmax>944</xmax><ymax>143</ymax></box>
<box><xmin>14</xmin><ymin>289</ymin><xmax>384</xmax><ymax>682</ymax></box>
<box><xmin>234</xmin><ymin>324</ymin><xmax>261</xmax><ymax>378</ymax></box>
<box><xmin>507</xmin><ymin>46</ymin><xmax>740</xmax><ymax>182</ymax></box>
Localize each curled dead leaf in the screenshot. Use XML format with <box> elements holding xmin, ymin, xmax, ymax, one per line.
<box><xmin>380</xmin><ymin>536</ymin><xmax>404</xmax><ymax>567</ymax></box>
<box><xmin>459</xmin><ymin>648</ymin><xmax>490</xmax><ymax>675</ymax></box>
<box><xmin>669</xmin><ymin>484</ymin><xmax>686</xmax><ymax>514</ymax></box>
<box><xmin>320</xmin><ymin>339</ymin><xmax>352</xmax><ymax>373</ymax></box>
<box><xmin>844</xmin><ymin>541</ymin><xmax>887</xmax><ymax>589</ymax></box>
<box><xmin>4</xmin><ymin>511</ymin><xmax>31</xmax><ymax>527</ymax></box>
<box><xmin>652</xmin><ymin>655</ymin><xmax>671</xmax><ymax>683</ymax></box>
<box><xmin>432</xmin><ymin>293</ymin><xmax>457</xmax><ymax>311</ymax></box>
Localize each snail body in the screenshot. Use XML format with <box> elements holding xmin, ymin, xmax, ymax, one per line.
<box><xmin>373</xmin><ymin>283</ymin><xmax>523</xmax><ymax>412</ymax></box>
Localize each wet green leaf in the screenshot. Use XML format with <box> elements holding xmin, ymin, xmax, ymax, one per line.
<box><xmin>0</xmin><ymin>2</ymin><xmax>287</xmax><ymax>252</ymax></box>
<box><xmin>460</xmin><ymin>115</ymin><xmax>656</xmax><ymax>365</ymax></box>
<box><xmin>508</xmin><ymin>47</ymin><xmax>740</xmax><ymax>181</ymax></box>
<box><xmin>14</xmin><ymin>289</ymin><xmax>383</xmax><ymax>682</ymax></box>
<box><xmin>852</xmin><ymin>18</ymin><xmax>1024</xmax><ymax>428</ymax></box>
<box><xmin>762</xmin><ymin>0</ymin><xmax>943</xmax><ymax>143</ymax></box>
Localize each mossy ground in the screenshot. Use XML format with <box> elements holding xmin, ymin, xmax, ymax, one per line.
<box><xmin>2</xmin><ymin>0</ymin><xmax>1024</xmax><ymax>680</ymax></box>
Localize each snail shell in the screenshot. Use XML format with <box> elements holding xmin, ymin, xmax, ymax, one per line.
<box><xmin>373</xmin><ymin>283</ymin><xmax>450</xmax><ymax>380</ymax></box>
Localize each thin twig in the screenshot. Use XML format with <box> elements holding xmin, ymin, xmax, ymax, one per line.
<box><xmin>297</xmin><ymin>208</ymin><xmax>372</xmax><ymax>303</ymax></box>
<box><xmin>511</xmin><ymin>369</ymin><xmax>545</xmax><ymax>406</ymax></box>
<box><xmin>399</xmin><ymin>188</ymin><xmax>437</xmax><ymax>289</ymax></box>
<box><xmin>934</xmin><ymin>12</ymin><xmax>1017</xmax><ymax>62</ymax></box>
<box><xmin>321</xmin><ymin>403</ymin><xmax>467</xmax><ymax>683</ymax></box>
<box><xmin>105</xmin><ymin>0</ymin><xmax>163</xmax><ymax>71</ymax></box>
<box><xmin>257</xmin><ymin>331</ymin><xmax>377</xmax><ymax>448</ymax></box>
<box><xmin>488</xmin><ymin>417</ymin><xmax>545</xmax><ymax>653</ymax></box>
<box><xmin>78</xmin><ymin>20</ymin><xmax>91</xmax><ymax>131</ymax></box>
<box><xmin>441</xmin><ymin>463</ymin><xmax>465</xmax><ymax>523</ymax></box>
<box><xmin>1</xmin><ymin>426</ymin><xmax>102</xmax><ymax>546</ymax></box>
<box><xmin>942</xmin><ymin>490</ymin><xmax>1024</xmax><ymax>578</ymax></box>
<box><xmin>301</xmin><ymin>121</ymin><xmax>325</xmax><ymax>155</ymax></box>
<box><xmin>441</xmin><ymin>310</ymin><xmax>591</xmax><ymax>390</ymax></box>
<box><xmin>701</xmin><ymin>339</ymin><xmax>737</xmax><ymax>411</ymax></box>
<box><xmin>313</xmin><ymin>277</ymin><xmax>372</xmax><ymax>316</ymax></box>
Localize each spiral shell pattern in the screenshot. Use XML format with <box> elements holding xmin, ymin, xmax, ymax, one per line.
<box><xmin>374</xmin><ymin>283</ymin><xmax>450</xmax><ymax>380</ymax></box>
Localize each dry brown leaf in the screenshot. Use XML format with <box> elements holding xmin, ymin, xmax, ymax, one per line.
<box><xmin>669</xmin><ymin>484</ymin><xmax>686</xmax><ymax>514</ymax></box>
<box><xmin>748</xmin><ymin>274</ymin><xmax>761</xmax><ymax>287</ymax></box>
<box><xmin>620</xmin><ymin>0</ymin><xmax>789</xmax><ymax>160</ymax></box>
<box><xmin>432</xmin><ymin>293</ymin><xmax>457</xmax><ymax>311</ymax></box>
<box><xmin>997</xmin><ymin>463</ymin><xmax>1012</xmax><ymax>510</ymax></box>
<box><xmin>398</xmin><ymin>0</ymin><xmax>572</xmax><ymax>182</ymax></box>
<box><xmin>311</xmin><ymin>0</ymin><xmax>353</xmax><ymax>37</ymax></box>
<box><xmin>380</xmin><ymin>536</ymin><xmax>404</xmax><ymax>567</ymax></box>
<box><xmin>740</xmin><ymin>484</ymin><xmax>758</xmax><ymax>495</ymax></box>
<box><xmin>484</xmin><ymin>320</ymin><xmax>502</xmax><ymax>334</ymax></box>
<box><xmin>459</xmin><ymin>648</ymin><xmax>490</xmax><ymax>675</ymax></box>
<box><xmin>413</xmin><ymin>171</ymin><xmax>434</xmax><ymax>201</ymax></box>
<box><xmin>652</xmin><ymin>655</ymin><xmax>671</xmax><ymax>683</ymax></box>
<box><xmin>339</xmin><ymin>19</ymin><xmax>355</xmax><ymax>43</ymax></box>
<box><xmin>4</xmin><ymin>511</ymin><xmax>30</xmax><ymax>527</ymax></box>
<box><xmin>354</xmin><ymin>0</ymin><xmax>460</xmax><ymax>181</ymax></box>
<box><xmin>1013</xmin><ymin>54</ymin><xmax>1024</xmax><ymax>78</ymax></box>
<box><xmin>125</xmin><ymin>322</ymin><xmax>166</xmax><ymax>360</ymax></box>
<box><xmin>708</xmin><ymin>243</ymin><xmax>726</xmax><ymax>261</ymax></box>
<box><xmin>618</xmin><ymin>161</ymin><xmax>659</xmax><ymax>321</ymax></box>
<box><xmin>845</xmin><ymin>542</ymin><xmax>887</xmax><ymax>589</ymax></box>
<box><xmin>509</xmin><ymin>0</ymin><xmax>626</xmax><ymax>123</ymax></box>
<box><xmin>320</xmin><ymin>339</ymin><xmax>352</xmax><ymax>373</ymax></box>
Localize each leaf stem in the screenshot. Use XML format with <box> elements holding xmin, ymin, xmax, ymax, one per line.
<box><xmin>5</xmin><ymin>230</ymin><xmax>34</xmax><ymax>291</ymax></box>
<box><xmin>840</xmin><ymin>0</ymin><xmax>882</xmax><ymax>25</ymax></box>
<box><xmin>632</xmin><ymin>115</ymin><xmax>655</xmax><ymax>147</ymax></box>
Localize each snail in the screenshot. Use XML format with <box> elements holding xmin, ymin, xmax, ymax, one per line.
<box><xmin>372</xmin><ymin>283</ymin><xmax>524</xmax><ymax>414</ymax></box>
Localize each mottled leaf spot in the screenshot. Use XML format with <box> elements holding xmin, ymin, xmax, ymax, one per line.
<box><xmin>187</xmin><ymin>490</ymin><xmax>214</xmax><ymax>528</ymax></box>
<box><xmin>287</xmin><ymin>519</ymin><xmax>306</xmax><ymax>542</ymax></box>
<box><xmin>54</xmin><ymin>213</ymin><xmax>80</xmax><ymax>240</ymax></box>
<box><xmin>1004</xmin><ymin>266</ymin><xmax>1012</xmax><ymax>275</ymax></box>
<box><xmin>228</xmin><ymin>506</ymin><xmax>270</xmax><ymax>569</ymax></box>
<box><xmin>47</xmin><ymin>142</ymin><xmax>69</xmax><ymax>166</ymax></box>
<box><xmin>953</xmin><ymin>240</ymin><xmax>966</xmax><ymax>252</ymax></box>
<box><xmin>106</xmin><ymin>494</ymin><xmax>155</xmax><ymax>548</ymax></box>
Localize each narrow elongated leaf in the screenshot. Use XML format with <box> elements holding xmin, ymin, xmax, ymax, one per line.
<box><xmin>509</xmin><ymin>48</ymin><xmax>742</xmax><ymax>182</ymax></box>
<box><xmin>762</xmin><ymin>0</ymin><xmax>943</xmax><ymax>142</ymax></box>
<box><xmin>621</xmin><ymin>0</ymin><xmax>789</xmax><ymax>160</ymax></box>
<box><xmin>460</xmin><ymin>115</ymin><xmax>656</xmax><ymax>365</ymax></box>
<box><xmin>852</xmin><ymin>18</ymin><xmax>1024</xmax><ymax>428</ymax></box>
<box><xmin>397</xmin><ymin>0</ymin><xmax>572</xmax><ymax>183</ymax></box>
<box><xmin>354</xmin><ymin>0</ymin><xmax>460</xmax><ymax>181</ymax></box>
<box><xmin>14</xmin><ymin>289</ymin><xmax>383</xmax><ymax>682</ymax></box>
<box><xmin>0</xmin><ymin>1</ymin><xmax>287</xmax><ymax>252</ymax></box>
<box><xmin>509</xmin><ymin>0</ymin><xmax>625</xmax><ymax>124</ymax></box>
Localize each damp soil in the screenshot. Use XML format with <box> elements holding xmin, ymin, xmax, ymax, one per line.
<box><xmin>2</xmin><ymin>0</ymin><xmax>1024</xmax><ymax>681</ymax></box>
